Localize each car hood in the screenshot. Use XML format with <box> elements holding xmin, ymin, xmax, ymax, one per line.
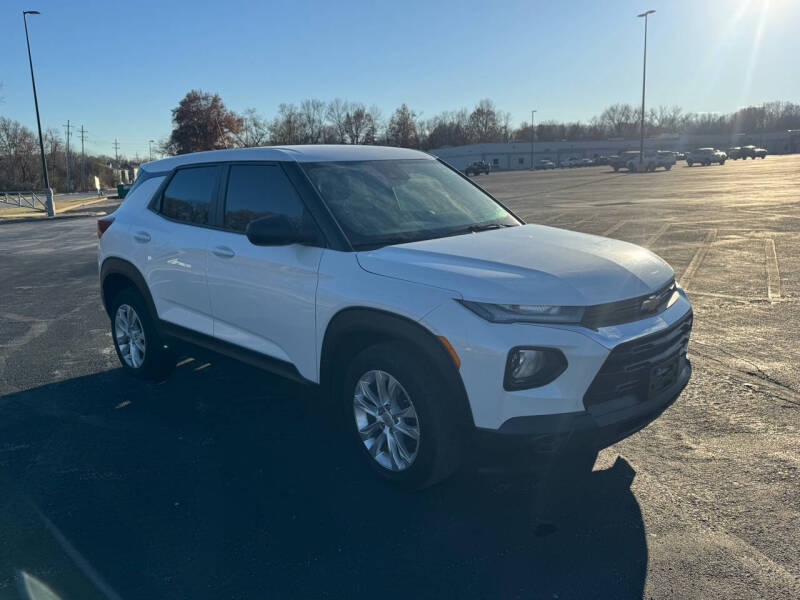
<box><xmin>356</xmin><ymin>224</ymin><xmax>674</xmax><ymax>305</ymax></box>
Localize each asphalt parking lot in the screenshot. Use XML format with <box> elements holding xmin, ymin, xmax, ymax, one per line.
<box><xmin>1</xmin><ymin>156</ymin><xmax>798</xmax><ymax>599</ymax></box>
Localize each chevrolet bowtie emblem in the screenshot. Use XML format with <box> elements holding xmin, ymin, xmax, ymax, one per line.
<box><xmin>641</xmin><ymin>293</ymin><xmax>662</xmax><ymax>313</ymax></box>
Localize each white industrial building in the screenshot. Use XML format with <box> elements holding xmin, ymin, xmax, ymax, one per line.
<box><xmin>429</xmin><ymin>130</ymin><xmax>800</xmax><ymax>171</ymax></box>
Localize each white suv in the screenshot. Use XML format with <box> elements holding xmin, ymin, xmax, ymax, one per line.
<box><xmin>98</xmin><ymin>145</ymin><xmax>693</xmax><ymax>488</ymax></box>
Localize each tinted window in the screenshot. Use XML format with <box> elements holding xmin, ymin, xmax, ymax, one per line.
<box><xmin>223</xmin><ymin>165</ymin><xmax>305</xmax><ymax>232</ymax></box>
<box><xmin>161</xmin><ymin>166</ymin><xmax>218</xmax><ymax>225</ymax></box>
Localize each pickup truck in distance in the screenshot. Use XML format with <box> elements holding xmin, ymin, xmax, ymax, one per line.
<box><xmin>687</xmin><ymin>148</ymin><xmax>726</xmax><ymax>166</ymax></box>
<box><xmin>609</xmin><ymin>151</ymin><xmax>674</xmax><ymax>172</ymax></box>
<box><xmin>464</xmin><ymin>160</ymin><xmax>491</xmax><ymax>176</ymax></box>
<box><xmin>739</xmin><ymin>145</ymin><xmax>767</xmax><ymax>159</ymax></box>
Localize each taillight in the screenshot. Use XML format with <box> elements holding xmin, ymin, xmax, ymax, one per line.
<box><xmin>97</xmin><ymin>216</ymin><xmax>115</xmax><ymax>238</ymax></box>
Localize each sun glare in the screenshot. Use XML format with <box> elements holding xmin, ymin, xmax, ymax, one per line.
<box><xmin>740</xmin><ymin>0</ymin><xmax>770</xmax><ymax>107</ymax></box>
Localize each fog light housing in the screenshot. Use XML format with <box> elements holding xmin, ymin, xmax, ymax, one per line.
<box><xmin>503</xmin><ymin>347</ymin><xmax>567</xmax><ymax>391</ymax></box>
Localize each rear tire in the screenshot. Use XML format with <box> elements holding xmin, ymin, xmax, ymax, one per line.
<box><xmin>342</xmin><ymin>341</ymin><xmax>463</xmax><ymax>489</ymax></box>
<box><xmin>110</xmin><ymin>288</ymin><xmax>176</xmax><ymax>381</ymax></box>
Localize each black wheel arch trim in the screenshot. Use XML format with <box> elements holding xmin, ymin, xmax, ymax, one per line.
<box><xmin>320</xmin><ymin>307</ymin><xmax>475</xmax><ymax>428</ymax></box>
<box><xmin>100</xmin><ymin>257</ymin><xmax>158</xmax><ymax>320</ymax></box>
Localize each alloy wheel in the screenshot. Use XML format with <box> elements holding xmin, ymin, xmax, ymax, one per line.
<box><xmin>353</xmin><ymin>370</ymin><xmax>420</xmax><ymax>471</ymax></box>
<box><xmin>115</xmin><ymin>303</ymin><xmax>146</xmax><ymax>368</ymax></box>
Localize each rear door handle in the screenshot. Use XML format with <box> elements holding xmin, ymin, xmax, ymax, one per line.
<box><xmin>212</xmin><ymin>245</ymin><xmax>235</xmax><ymax>259</ymax></box>
<box><xmin>133</xmin><ymin>231</ymin><xmax>151</xmax><ymax>243</ymax></box>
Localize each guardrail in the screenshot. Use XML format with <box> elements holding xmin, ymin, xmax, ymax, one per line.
<box><xmin>0</xmin><ymin>190</ymin><xmax>48</xmax><ymax>211</ymax></box>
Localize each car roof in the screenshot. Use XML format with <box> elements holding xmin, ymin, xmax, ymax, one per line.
<box><xmin>140</xmin><ymin>145</ymin><xmax>433</xmax><ymax>174</ymax></box>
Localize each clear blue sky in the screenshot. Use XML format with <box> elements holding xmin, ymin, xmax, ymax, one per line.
<box><xmin>1</xmin><ymin>0</ymin><xmax>797</xmax><ymax>158</ymax></box>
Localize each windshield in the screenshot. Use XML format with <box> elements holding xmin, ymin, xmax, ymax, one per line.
<box><xmin>301</xmin><ymin>159</ymin><xmax>519</xmax><ymax>249</ymax></box>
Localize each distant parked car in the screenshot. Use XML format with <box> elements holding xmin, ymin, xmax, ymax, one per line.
<box><xmin>675</xmin><ymin>152</ymin><xmax>686</xmax><ymax>161</ymax></box>
<box><xmin>739</xmin><ymin>145</ymin><xmax>767</xmax><ymax>159</ymax></box>
<box><xmin>580</xmin><ymin>158</ymin><xmax>594</xmax><ymax>167</ymax></box>
<box><xmin>617</xmin><ymin>151</ymin><xmax>675</xmax><ymax>172</ymax></box>
<box><xmin>559</xmin><ymin>157</ymin><xmax>580</xmax><ymax>168</ymax></box>
<box><xmin>727</xmin><ymin>147</ymin><xmax>742</xmax><ymax>160</ymax></box>
<box><xmin>465</xmin><ymin>160</ymin><xmax>491</xmax><ymax>176</ymax></box>
<box><xmin>534</xmin><ymin>159</ymin><xmax>555</xmax><ymax>170</ymax></box>
<box><xmin>608</xmin><ymin>151</ymin><xmax>640</xmax><ymax>172</ymax></box>
<box><xmin>655</xmin><ymin>151</ymin><xmax>677</xmax><ymax>170</ymax></box>
<box><xmin>593</xmin><ymin>156</ymin><xmax>610</xmax><ymax>166</ymax></box>
<box><xmin>687</xmin><ymin>148</ymin><xmax>726</xmax><ymax>167</ymax></box>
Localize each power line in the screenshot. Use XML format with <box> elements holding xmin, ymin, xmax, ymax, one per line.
<box><xmin>79</xmin><ymin>125</ymin><xmax>87</xmax><ymax>192</ymax></box>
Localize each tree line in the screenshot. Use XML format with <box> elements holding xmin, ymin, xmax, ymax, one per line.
<box><xmin>163</xmin><ymin>90</ymin><xmax>800</xmax><ymax>155</ymax></box>
<box><xmin>2</xmin><ymin>93</ymin><xmax>799</xmax><ymax>189</ymax></box>
<box><xmin>0</xmin><ymin>116</ymin><xmax>119</xmax><ymax>191</ymax></box>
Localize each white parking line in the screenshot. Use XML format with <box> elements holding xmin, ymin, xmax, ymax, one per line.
<box><xmin>680</xmin><ymin>229</ymin><xmax>717</xmax><ymax>290</ymax></box>
<box><xmin>602</xmin><ymin>221</ymin><xmax>627</xmax><ymax>237</ymax></box>
<box><xmin>645</xmin><ymin>222</ymin><xmax>670</xmax><ymax>247</ymax></box>
<box><xmin>765</xmin><ymin>239</ymin><xmax>782</xmax><ymax>301</ymax></box>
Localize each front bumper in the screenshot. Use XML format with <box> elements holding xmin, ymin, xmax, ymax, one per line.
<box><xmin>479</xmin><ymin>358</ymin><xmax>690</xmax><ymax>452</ymax></box>
<box><xmin>421</xmin><ymin>289</ymin><xmax>693</xmax><ymax>432</ymax></box>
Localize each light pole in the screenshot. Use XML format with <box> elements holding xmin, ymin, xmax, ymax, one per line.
<box><xmin>23</xmin><ymin>9</ymin><xmax>55</xmax><ymax>215</ymax></box>
<box><xmin>148</xmin><ymin>139</ymin><xmax>155</xmax><ymax>162</ymax></box>
<box><xmin>637</xmin><ymin>9</ymin><xmax>655</xmax><ymax>169</ymax></box>
<box><xmin>530</xmin><ymin>110</ymin><xmax>537</xmax><ymax>170</ymax></box>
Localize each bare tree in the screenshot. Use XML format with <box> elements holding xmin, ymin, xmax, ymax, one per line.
<box><xmin>0</xmin><ymin>117</ymin><xmax>38</xmax><ymax>188</ymax></box>
<box><xmin>599</xmin><ymin>103</ymin><xmax>636</xmax><ymax>138</ymax></box>
<box><xmin>344</xmin><ymin>104</ymin><xmax>377</xmax><ymax>144</ymax></box>
<box><xmin>236</xmin><ymin>107</ymin><xmax>270</xmax><ymax>147</ymax></box>
<box><xmin>386</xmin><ymin>104</ymin><xmax>419</xmax><ymax>148</ymax></box>
<box><xmin>325</xmin><ymin>98</ymin><xmax>350</xmax><ymax>144</ymax></box>
<box><xmin>468</xmin><ymin>99</ymin><xmax>502</xmax><ymax>143</ymax></box>
<box><xmin>300</xmin><ymin>99</ymin><xmax>326</xmax><ymax>144</ymax></box>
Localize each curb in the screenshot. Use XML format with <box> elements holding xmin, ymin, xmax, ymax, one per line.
<box><xmin>0</xmin><ymin>198</ymin><xmax>120</xmax><ymax>225</ymax></box>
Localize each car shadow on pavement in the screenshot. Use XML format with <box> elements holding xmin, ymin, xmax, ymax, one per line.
<box><xmin>0</xmin><ymin>354</ymin><xmax>647</xmax><ymax>600</ymax></box>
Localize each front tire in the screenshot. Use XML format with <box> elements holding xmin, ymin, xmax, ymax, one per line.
<box><xmin>110</xmin><ymin>288</ymin><xmax>175</xmax><ymax>380</ymax></box>
<box><xmin>343</xmin><ymin>341</ymin><xmax>462</xmax><ymax>489</ymax></box>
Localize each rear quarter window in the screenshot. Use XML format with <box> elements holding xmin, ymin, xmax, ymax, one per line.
<box><xmin>160</xmin><ymin>166</ymin><xmax>219</xmax><ymax>225</ymax></box>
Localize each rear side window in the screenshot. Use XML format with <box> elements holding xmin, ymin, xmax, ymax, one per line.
<box><xmin>161</xmin><ymin>166</ymin><xmax>218</xmax><ymax>225</ymax></box>
<box><xmin>223</xmin><ymin>164</ymin><xmax>305</xmax><ymax>232</ymax></box>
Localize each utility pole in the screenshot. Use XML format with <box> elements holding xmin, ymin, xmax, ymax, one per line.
<box><xmin>530</xmin><ymin>109</ymin><xmax>537</xmax><ymax>170</ymax></box>
<box><xmin>637</xmin><ymin>10</ymin><xmax>655</xmax><ymax>168</ymax></box>
<box><xmin>113</xmin><ymin>138</ymin><xmax>120</xmax><ymax>184</ymax></box>
<box><xmin>79</xmin><ymin>125</ymin><xmax>87</xmax><ymax>192</ymax></box>
<box><xmin>64</xmin><ymin>120</ymin><xmax>71</xmax><ymax>193</ymax></box>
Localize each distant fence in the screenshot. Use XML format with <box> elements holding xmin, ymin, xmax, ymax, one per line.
<box><xmin>0</xmin><ymin>190</ymin><xmax>49</xmax><ymax>212</ymax></box>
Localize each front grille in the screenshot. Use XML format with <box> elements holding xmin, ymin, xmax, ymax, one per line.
<box><xmin>581</xmin><ymin>280</ymin><xmax>677</xmax><ymax>329</ymax></box>
<box><xmin>583</xmin><ymin>311</ymin><xmax>693</xmax><ymax>408</ymax></box>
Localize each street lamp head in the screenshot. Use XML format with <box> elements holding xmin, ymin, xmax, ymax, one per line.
<box><xmin>23</xmin><ymin>10</ymin><xmax>41</xmax><ymax>15</ymax></box>
<box><xmin>637</xmin><ymin>9</ymin><xmax>655</xmax><ymax>17</ymax></box>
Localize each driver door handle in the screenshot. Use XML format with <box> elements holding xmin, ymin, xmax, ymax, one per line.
<box><xmin>212</xmin><ymin>245</ymin><xmax>235</xmax><ymax>259</ymax></box>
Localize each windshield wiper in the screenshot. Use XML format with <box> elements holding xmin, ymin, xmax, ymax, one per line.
<box><xmin>466</xmin><ymin>223</ymin><xmax>513</xmax><ymax>233</ymax></box>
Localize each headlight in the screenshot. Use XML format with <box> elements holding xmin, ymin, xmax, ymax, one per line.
<box><xmin>504</xmin><ymin>347</ymin><xmax>568</xmax><ymax>390</ymax></box>
<box><xmin>459</xmin><ymin>300</ymin><xmax>585</xmax><ymax>324</ymax></box>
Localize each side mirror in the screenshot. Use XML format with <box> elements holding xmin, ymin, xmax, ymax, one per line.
<box><xmin>245</xmin><ymin>214</ymin><xmax>318</xmax><ymax>247</ymax></box>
